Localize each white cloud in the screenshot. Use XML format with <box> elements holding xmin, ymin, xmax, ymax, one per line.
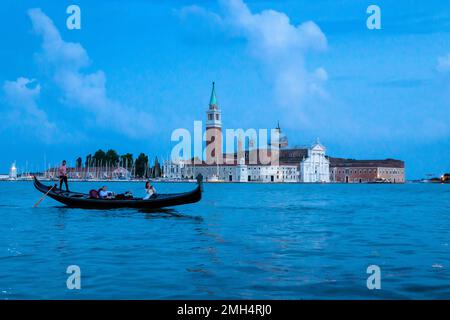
<box><xmin>220</xmin><ymin>0</ymin><xmax>326</xmax><ymax>54</ymax></box>
<box><xmin>314</xmin><ymin>67</ymin><xmax>328</xmax><ymax>82</ymax></box>
<box><xmin>437</xmin><ymin>53</ymin><xmax>450</xmax><ymax>73</ymax></box>
<box><xmin>2</xmin><ymin>77</ymin><xmax>60</xmax><ymax>143</ymax></box>
<box><xmin>176</xmin><ymin>5</ymin><xmax>223</xmax><ymax>25</ymax></box>
<box><xmin>27</xmin><ymin>8</ymin><xmax>154</xmax><ymax>138</ymax></box>
<box><xmin>181</xmin><ymin>0</ymin><xmax>328</xmax><ymax>110</ymax></box>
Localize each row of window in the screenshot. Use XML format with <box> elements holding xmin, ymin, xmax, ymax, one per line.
<box><xmin>331</xmin><ymin>168</ymin><xmax>403</xmax><ymax>175</ymax></box>
<box><xmin>207</xmin><ymin>114</ymin><xmax>220</xmax><ymax>121</ymax></box>
<box><xmin>331</xmin><ymin>168</ymin><xmax>375</xmax><ymax>174</ymax></box>
<box><xmin>168</xmin><ymin>165</ymin><xmax>403</xmax><ymax>178</ymax></box>
<box><xmin>379</xmin><ymin>169</ymin><xmax>403</xmax><ymax>174</ymax></box>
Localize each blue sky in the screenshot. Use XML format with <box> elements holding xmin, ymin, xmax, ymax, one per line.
<box><xmin>0</xmin><ymin>0</ymin><xmax>449</xmax><ymax>178</ymax></box>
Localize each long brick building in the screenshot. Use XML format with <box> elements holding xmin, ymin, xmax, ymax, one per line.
<box><xmin>329</xmin><ymin>158</ymin><xmax>405</xmax><ymax>183</ymax></box>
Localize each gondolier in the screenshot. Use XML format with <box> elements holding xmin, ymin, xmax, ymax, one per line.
<box><xmin>59</xmin><ymin>160</ymin><xmax>69</xmax><ymax>192</ymax></box>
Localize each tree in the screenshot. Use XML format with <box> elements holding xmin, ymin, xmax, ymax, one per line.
<box><xmin>105</xmin><ymin>149</ymin><xmax>119</xmax><ymax>165</ymax></box>
<box><xmin>75</xmin><ymin>157</ymin><xmax>82</xmax><ymax>168</ymax></box>
<box><xmin>135</xmin><ymin>153</ymin><xmax>149</xmax><ymax>178</ymax></box>
<box><xmin>85</xmin><ymin>154</ymin><xmax>92</xmax><ymax>167</ymax></box>
<box><xmin>153</xmin><ymin>156</ymin><xmax>161</xmax><ymax>178</ymax></box>
<box><xmin>120</xmin><ymin>153</ymin><xmax>133</xmax><ymax>169</ymax></box>
<box><xmin>93</xmin><ymin>149</ymin><xmax>106</xmax><ymax>164</ymax></box>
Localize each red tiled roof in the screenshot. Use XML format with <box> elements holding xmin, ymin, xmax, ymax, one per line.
<box><xmin>329</xmin><ymin>157</ymin><xmax>404</xmax><ymax>168</ymax></box>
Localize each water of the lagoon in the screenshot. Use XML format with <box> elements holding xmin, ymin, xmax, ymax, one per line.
<box><xmin>0</xmin><ymin>181</ymin><xmax>449</xmax><ymax>299</ymax></box>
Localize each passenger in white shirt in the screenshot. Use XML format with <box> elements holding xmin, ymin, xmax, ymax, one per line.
<box><xmin>144</xmin><ymin>181</ymin><xmax>157</xmax><ymax>200</ymax></box>
<box><xmin>99</xmin><ymin>186</ymin><xmax>114</xmax><ymax>199</ymax></box>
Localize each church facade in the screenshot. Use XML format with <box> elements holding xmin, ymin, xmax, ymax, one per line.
<box><xmin>163</xmin><ymin>83</ymin><xmax>330</xmax><ymax>183</ymax></box>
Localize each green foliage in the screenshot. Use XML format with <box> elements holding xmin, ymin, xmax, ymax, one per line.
<box><xmin>105</xmin><ymin>149</ymin><xmax>119</xmax><ymax>165</ymax></box>
<box><xmin>84</xmin><ymin>150</ymin><xmax>160</xmax><ymax>179</ymax></box>
<box><xmin>135</xmin><ymin>153</ymin><xmax>149</xmax><ymax>178</ymax></box>
<box><xmin>93</xmin><ymin>149</ymin><xmax>106</xmax><ymax>165</ymax></box>
<box><xmin>85</xmin><ymin>154</ymin><xmax>92</xmax><ymax>167</ymax></box>
<box><xmin>153</xmin><ymin>156</ymin><xmax>161</xmax><ymax>178</ymax></box>
<box><xmin>75</xmin><ymin>157</ymin><xmax>82</xmax><ymax>168</ymax></box>
<box><xmin>120</xmin><ymin>153</ymin><xmax>133</xmax><ymax>169</ymax></box>
<box><xmin>91</xmin><ymin>149</ymin><xmax>120</xmax><ymax>166</ymax></box>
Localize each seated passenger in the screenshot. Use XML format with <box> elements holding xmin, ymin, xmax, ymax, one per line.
<box><xmin>89</xmin><ymin>189</ymin><xmax>99</xmax><ymax>199</ymax></box>
<box><xmin>98</xmin><ymin>186</ymin><xmax>114</xmax><ymax>199</ymax></box>
<box><xmin>143</xmin><ymin>181</ymin><xmax>157</xmax><ymax>200</ymax></box>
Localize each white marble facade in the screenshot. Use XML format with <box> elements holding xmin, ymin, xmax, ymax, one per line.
<box><xmin>299</xmin><ymin>142</ymin><xmax>330</xmax><ymax>183</ymax></box>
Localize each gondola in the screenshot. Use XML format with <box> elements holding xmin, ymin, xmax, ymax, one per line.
<box><xmin>33</xmin><ymin>176</ymin><xmax>202</xmax><ymax>209</ymax></box>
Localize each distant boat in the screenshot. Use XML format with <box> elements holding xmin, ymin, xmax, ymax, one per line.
<box><xmin>208</xmin><ymin>174</ymin><xmax>224</xmax><ymax>183</ymax></box>
<box><xmin>33</xmin><ymin>176</ymin><xmax>202</xmax><ymax>209</ymax></box>
<box><xmin>208</xmin><ymin>161</ymin><xmax>224</xmax><ymax>182</ymax></box>
<box><xmin>368</xmin><ymin>178</ymin><xmax>390</xmax><ymax>184</ymax></box>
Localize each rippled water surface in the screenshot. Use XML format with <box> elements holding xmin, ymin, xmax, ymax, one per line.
<box><xmin>1</xmin><ymin>181</ymin><xmax>449</xmax><ymax>299</ymax></box>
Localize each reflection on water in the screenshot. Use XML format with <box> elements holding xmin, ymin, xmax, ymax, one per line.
<box><xmin>0</xmin><ymin>181</ymin><xmax>450</xmax><ymax>299</ymax></box>
<box><xmin>53</xmin><ymin>205</ymin><xmax>204</xmax><ymax>221</ymax></box>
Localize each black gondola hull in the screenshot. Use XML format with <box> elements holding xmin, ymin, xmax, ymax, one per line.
<box><xmin>33</xmin><ymin>177</ymin><xmax>202</xmax><ymax>209</ymax></box>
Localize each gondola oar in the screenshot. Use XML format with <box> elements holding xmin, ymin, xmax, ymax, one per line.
<box><xmin>33</xmin><ymin>177</ymin><xmax>60</xmax><ymax>208</ymax></box>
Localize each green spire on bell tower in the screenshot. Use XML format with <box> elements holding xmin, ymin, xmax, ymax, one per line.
<box><xmin>209</xmin><ymin>81</ymin><xmax>217</xmax><ymax>107</ymax></box>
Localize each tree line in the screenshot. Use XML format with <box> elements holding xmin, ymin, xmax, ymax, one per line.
<box><xmin>74</xmin><ymin>149</ymin><xmax>162</xmax><ymax>178</ymax></box>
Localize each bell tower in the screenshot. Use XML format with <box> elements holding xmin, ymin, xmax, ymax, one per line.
<box><xmin>205</xmin><ymin>82</ymin><xmax>222</xmax><ymax>164</ymax></box>
<box><xmin>275</xmin><ymin>121</ymin><xmax>288</xmax><ymax>149</ymax></box>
